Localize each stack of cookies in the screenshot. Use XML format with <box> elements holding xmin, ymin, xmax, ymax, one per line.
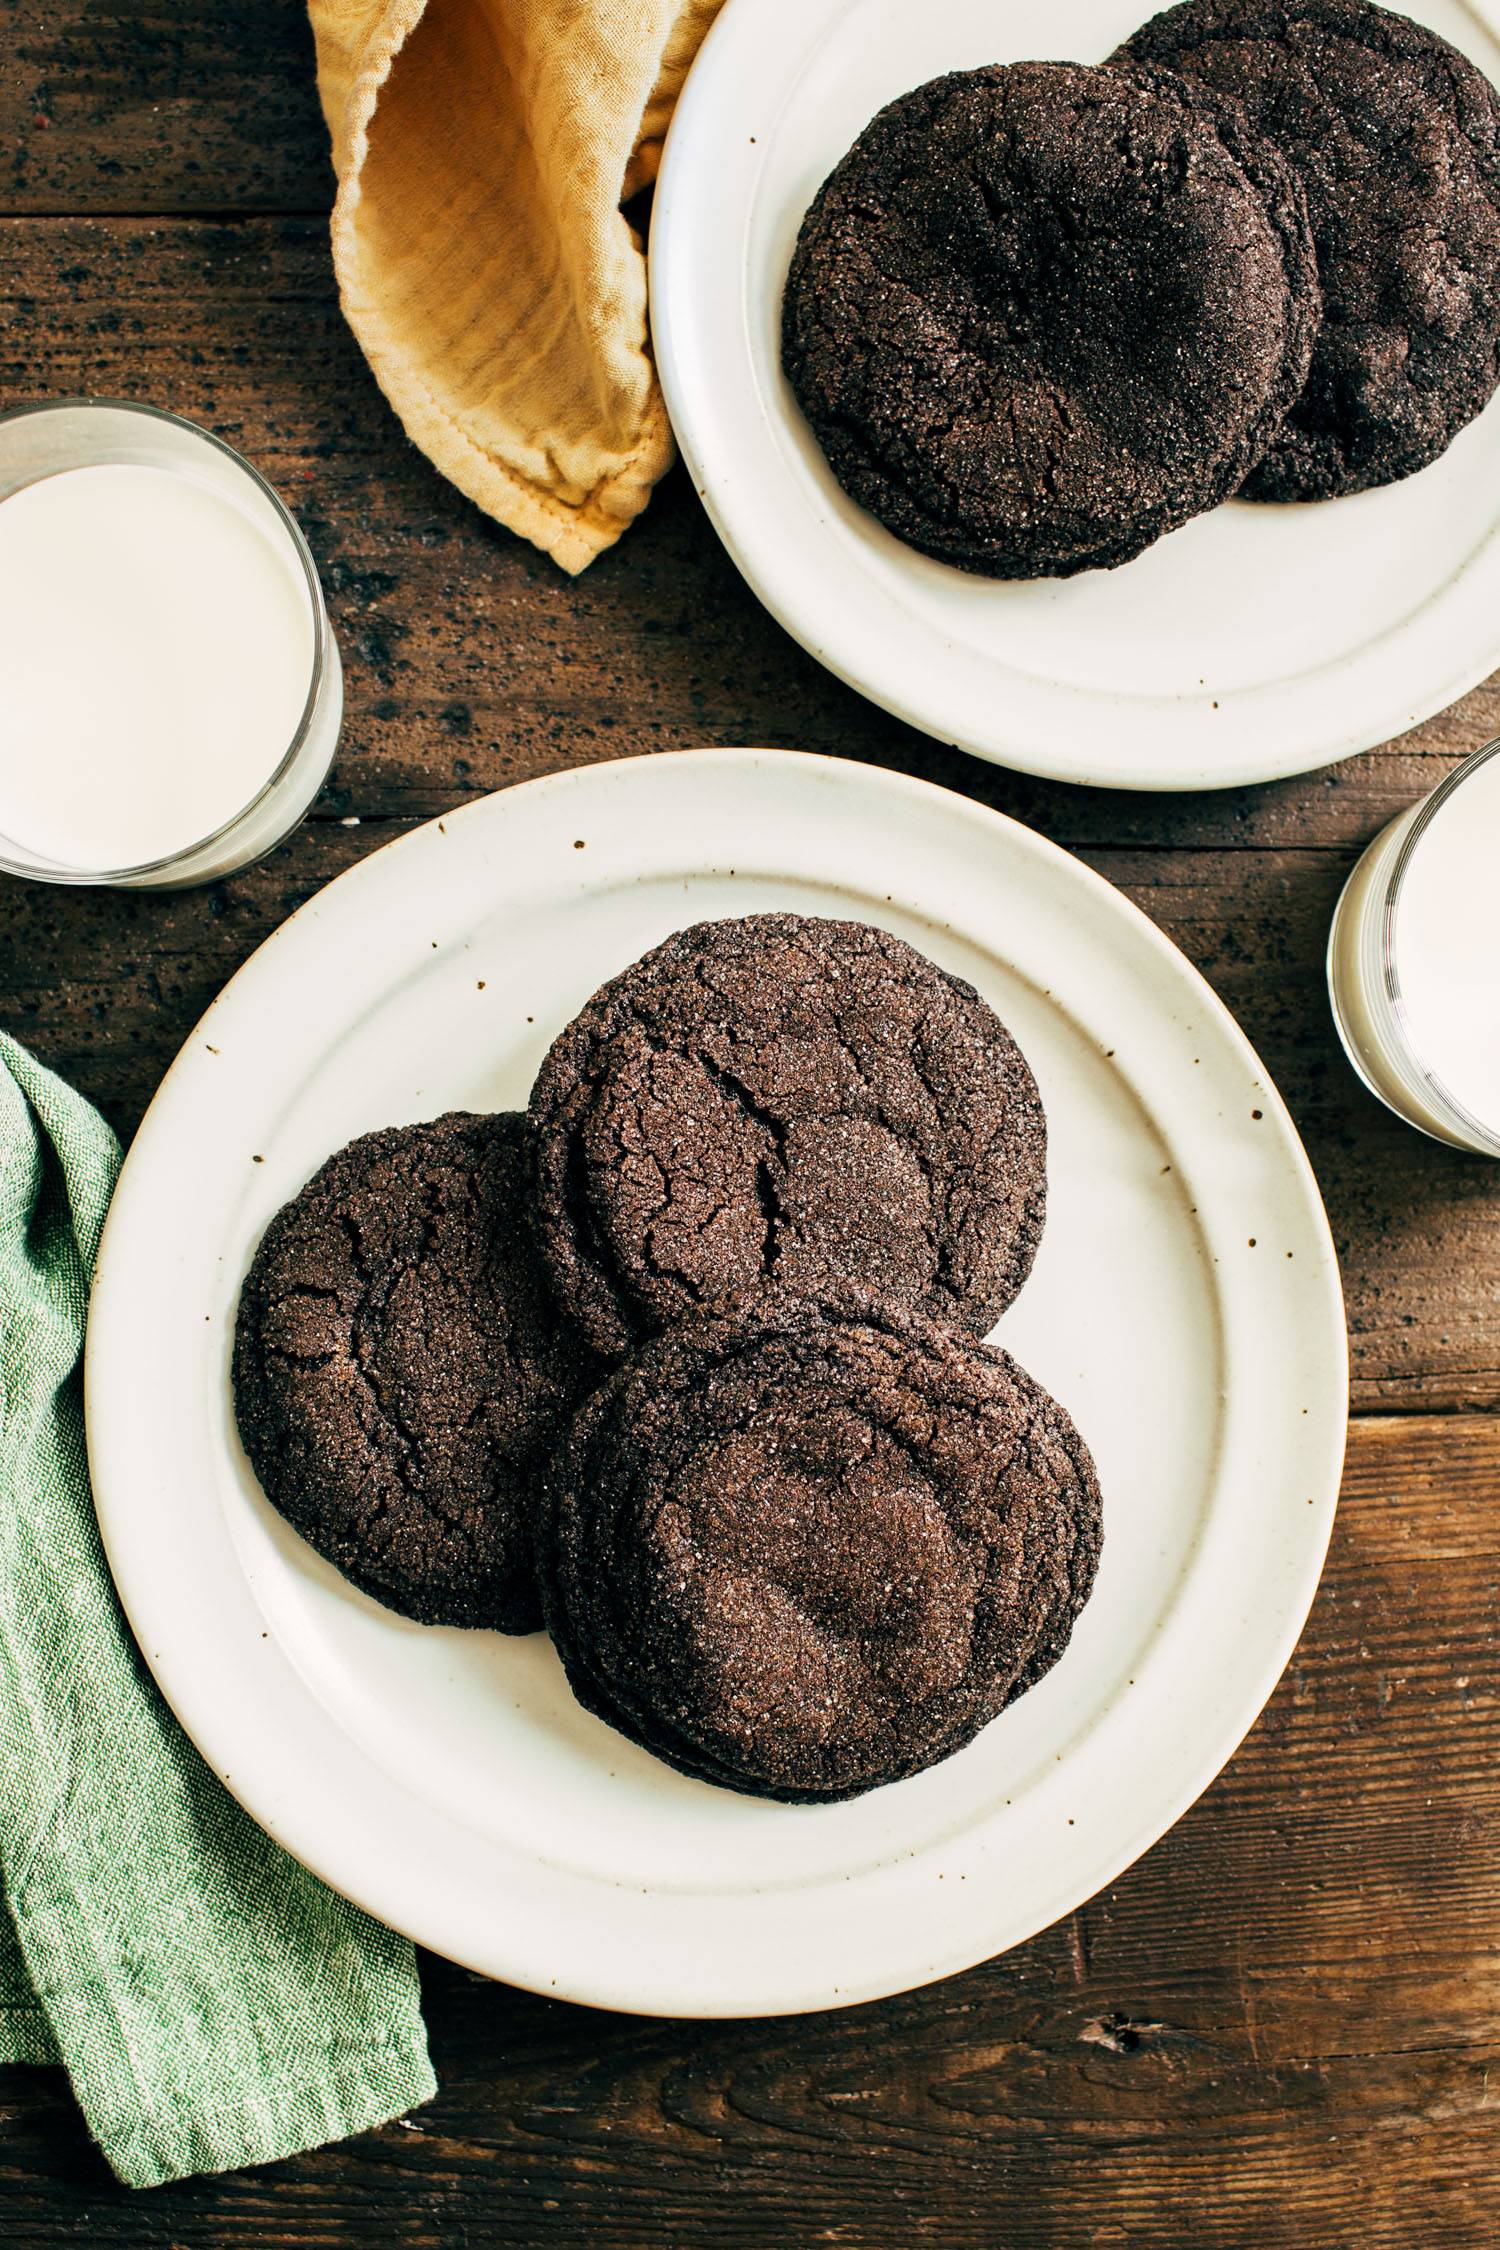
<box><xmin>781</xmin><ymin>0</ymin><xmax>1500</xmax><ymax>578</ymax></box>
<box><xmin>234</xmin><ymin>914</ymin><xmax>1102</xmax><ymax>1804</ymax></box>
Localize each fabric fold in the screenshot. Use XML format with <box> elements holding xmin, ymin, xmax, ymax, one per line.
<box><xmin>0</xmin><ymin>1032</ymin><xmax>434</xmax><ymax>2187</ymax></box>
<box><xmin>307</xmin><ymin>0</ymin><xmax>724</xmax><ymax>573</ymax></box>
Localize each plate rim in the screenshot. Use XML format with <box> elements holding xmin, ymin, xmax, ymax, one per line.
<box><xmin>649</xmin><ymin>0</ymin><xmax>1500</xmax><ymax>793</ymax></box>
<box><xmin>85</xmin><ymin>749</ymin><xmax>1349</xmax><ymax>2015</ymax></box>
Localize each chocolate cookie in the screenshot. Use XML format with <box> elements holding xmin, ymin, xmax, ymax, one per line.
<box><xmin>233</xmin><ymin>1112</ymin><xmax>600</xmax><ymax>1631</ymax></box>
<box><xmin>1120</xmin><ymin>0</ymin><xmax>1500</xmax><ymax>498</ymax></box>
<box><xmin>537</xmin><ymin>1290</ymin><xmax>1102</xmax><ymax>1803</ymax></box>
<box><xmin>780</xmin><ymin>60</ymin><xmax>1320</xmax><ymax>575</ymax></box>
<box><xmin>527</xmin><ymin>914</ymin><xmax>1047</xmax><ymax>1356</ymax></box>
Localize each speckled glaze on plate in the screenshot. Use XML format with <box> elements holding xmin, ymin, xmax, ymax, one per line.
<box><xmin>650</xmin><ymin>0</ymin><xmax>1500</xmax><ymax>791</ymax></box>
<box><xmin>85</xmin><ymin>752</ymin><xmax>1346</xmax><ymax>2015</ymax></box>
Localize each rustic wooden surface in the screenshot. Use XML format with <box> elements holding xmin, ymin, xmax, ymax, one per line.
<box><xmin>2</xmin><ymin>7</ymin><xmax>1498</xmax><ymax>2243</ymax></box>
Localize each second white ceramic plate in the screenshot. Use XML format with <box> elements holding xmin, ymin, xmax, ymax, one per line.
<box><xmin>86</xmin><ymin>752</ymin><xmax>1346</xmax><ymax>2014</ymax></box>
<box><xmin>651</xmin><ymin>0</ymin><xmax>1500</xmax><ymax>791</ymax></box>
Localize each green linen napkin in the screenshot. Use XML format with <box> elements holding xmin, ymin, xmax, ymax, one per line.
<box><xmin>0</xmin><ymin>1031</ymin><xmax>435</xmax><ymax>2187</ymax></box>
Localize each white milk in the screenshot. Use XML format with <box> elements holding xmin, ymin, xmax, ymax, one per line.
<box><xmin>0</xmin><ymin>462</ymin><xmax>315</xmax><ymax>871</ymax></box>
<box><xmin>1393</xmin><ymin>751</ymin><xmax>1500</xmax><ymax>1132</ymax></box>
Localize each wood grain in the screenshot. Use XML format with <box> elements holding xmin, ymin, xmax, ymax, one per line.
<box><xmin>2</xmin><ymin>212</ymin><xmax>1498</xmax><ymax>859</ymax></box>
<box><xmin>0</xmin><ymin>0</ymin><xmax>329</xmax><ymax>215</ymax></box>
<box><xmin>2</xmin><ymin>214</ymin><xmax>1499</xmax><ymax>1404</ymax></box>
<box><xmin>4</xmin><ymin>7</ymin><xmax>1500</xmax><ymax>2239</ymax></box>
<box><xmin>7</xmin><ymin>815</ymin><xmax>1497</xmax><ymax>1411</ymax></box>
<box><xmin>3</xmin><ymin>1415</ymin><xmax>1497</xmax><ymax>2249</ymax></box>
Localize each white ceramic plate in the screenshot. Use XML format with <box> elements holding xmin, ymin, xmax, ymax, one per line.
<box><xmin>651</xmin><ymin>0</ymin><xmax>1500</xmax><ymax>792</ymax></box>
<box><xmin>86</xmin><ymin>752</ymin><xmax>1346</xmax><ymax>2015</ymax></box>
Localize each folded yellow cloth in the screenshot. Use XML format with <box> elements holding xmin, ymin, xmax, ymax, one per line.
<box><xmin>308</xmin><ymin>0</ymin><xmax>723</xmax><ymax>573</ymax></box>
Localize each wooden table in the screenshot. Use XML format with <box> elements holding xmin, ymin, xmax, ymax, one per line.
<box><xmin>3</xmin><ymin>8</ymin><xmax>1498</xmax><ymax>2242</ymax></box>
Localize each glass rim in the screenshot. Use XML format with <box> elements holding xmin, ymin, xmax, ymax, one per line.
<box><xmin>0</xmin><ymin>396</ymin><xmax>328</xmax><ymax>885</ymax></box>
<box><xmin>1381</xmin><ymin>732</ymin><xmax>1500</xmax><ymax>1159</ymax></box>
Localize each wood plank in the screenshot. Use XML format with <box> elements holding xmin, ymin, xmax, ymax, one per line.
<box><xmin>3</xmin><ymin>1413</ymin><xmax>1497</xmax><ymax>2246</ymax></box>
<box><xmin>0</xmin><ymin>0</ymin><xmax>329</xmax><ymax>215</ymax></box>
<box><xmin>1090</xmin><ymin>850</ymin><xmax>1500</xmax><ymax>1413</ymax></box>
<box><xmin>5</xmin><ymin>11</ymin><xmax>1498</xmax><ymax>2239</ymax></box>
<box><xmin>1</xmin><ymin>213</ymin><xmax>1497</xmax><ymax>856</ymax></box>
<box><xmin>6</xmin><ymin>817</ymin><xmax>1496</xmax><ymax>1411</ymax></box>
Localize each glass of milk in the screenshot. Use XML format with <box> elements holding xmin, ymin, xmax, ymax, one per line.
<box><xmin>0</xmin><ymin>398</ymin><xmax>341</xmax><ymax>888</ymax></box>
<box><xmin>1328</xmin><ymin>738</ymin><xmax>1500</xmax><ymax>1156</ymax></box>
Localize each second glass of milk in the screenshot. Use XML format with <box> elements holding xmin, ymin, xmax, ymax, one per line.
<box><xmin>0</xmin><ymin>399</ymin><xmax>341</xmax><ymax>888</ymax></box>
<box><xmin>1328</xmin><ymin>738</ymin><xmax>1500</xmax><ymax>1157</ymax></box>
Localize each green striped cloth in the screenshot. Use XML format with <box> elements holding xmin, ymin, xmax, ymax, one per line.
<box><xmin>0</xmin><ymin>1032</ymin><xmax>434</xmax><ymax>2186</ymax></box>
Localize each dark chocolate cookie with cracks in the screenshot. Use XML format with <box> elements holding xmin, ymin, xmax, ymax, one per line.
<box><xmin>233</xmin><ymin>1112</ymin><xmax>600</xmax><ymax>1631</ymax></box>
<box><xmin>781</xmin><ymin>59</ymin><xmax>1320</xmax><ymax>573</ymax></box>
<box><xmin>1120</xmin><ymin>0</ymin><xmax>1500</xmax><ymax>498</ymax></box>
<box><xmin>527</xmin><ymin>913</ymin><xmax>1047</xmax><ymax>1356</ymax></box>
<box><xmin>537</xmin><ymin>1289</ymin><xmax>1103</xmax><ymax>1803</ymax></box>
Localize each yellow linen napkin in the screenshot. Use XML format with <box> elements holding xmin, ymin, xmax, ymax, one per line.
<box><xmin>308</xmin><ymin>0</ymin><xmax>724</xmax><ymax>573</ymax></box>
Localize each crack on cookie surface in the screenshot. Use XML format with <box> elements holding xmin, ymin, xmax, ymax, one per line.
<box><xmin>233</xmin><ymin>1111</ymin><xmax>601</xmax><ymax>1631</ymax></box>
<box><xmin>528</xmin><ymin>914</ymin><xmax>1047</xmax><ymax>1356</ymax></box>
<box><xmin>1121</xmin><ymin>0</ymin><xmax>1500</xmax><ymax>496</ymax></box>
<box><xmin>537</xmin><ymin>1289</ymin><xmax>1102</xmax><ymax>1802</ymax></box>
<box><xmin>781</xmin><ymin>59</ymin><xmax>1320</xmax><ymax>575</ymax></box>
